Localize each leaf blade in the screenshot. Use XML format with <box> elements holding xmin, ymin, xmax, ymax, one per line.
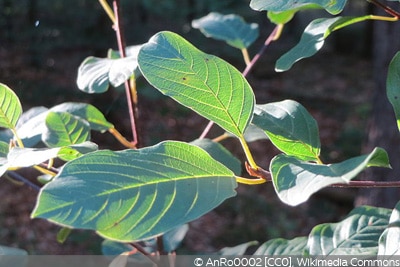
<box><xmin>309</xmin><ymin>206</ymin><xmax>391</xmax><ymax>255</ymax></box>
<box><xmin>270</xmin><ymin>148</ymin><xmax>390</xmax><ymax>206</ymax></box>
<box><xmin>252</xmin><ymin>100</ymin><xmax>320</xmax><ymax>161</ymax></box>
<box><xmin>138</xmin><ymin>31</ymin><xmax>255</xmax><ymax>137</ymax></box>
<box><xmin>42</xmin><ymin>111</ymin><xmax>91</xmax><ymax>147</ymax></box>
<box><xmin>0</xmin><ymin>83</ymin><xmax>22</xmax><ymax>129</ymax></box>
<box><xmin>275</xmin><ymin>16</ymin><xmax>371</xmax><ymax>72</ymax></box>
<box><xmin>32</xmin><ymin>141</ymin><xmax>237</xmax><ymax>242</ymax></box>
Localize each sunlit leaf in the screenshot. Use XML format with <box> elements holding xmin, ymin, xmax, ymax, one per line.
<box><xmin>254</xmin><ymin>237</ymin><xmax>308</xmax><ymax>255</ymax></box>
<box><xmin>275</xmin><ymin>16</ymin><xmax>371</xmax><ymax>72</ymax></box>
<box><xmin>0</xmin><ymin>83</ymin><xmax>22</xmax><ymax>129</ymax></box>
<box><xmin>270</xmin><ymin>147</ymin><xmax>390</xmax><ymax>206</ymax></box>
<box><xmin>309</xmin><ymin>206</ymin><xmax>391</xmax><ymax>255</ymax></box>
<box><xmin>249</xmin><ymin>0</ymin><xmax>347</xmax><ymax>15</ymax></box>
<box><xmin>42</xmin><ymin>111</ymin><xmax>91</xmax><ymax>147</ymax></box>
<box><xmin>32</xmin><ymin>141</ymin><xmax>237</xmax><ymax>242</ymax></box>
<box><xmin>138</xmin><ymin>31</ymin><xmax>255</xmax><ymax>137</ymax></box>
<box><xmin>192</xmin><ymin>12</ymin><xmax>259</xmax><ymax>49</ymax></box>
<box><xmin>252</xmin><ymin>100</ymin><xmax>320</xmax><ymax>161</ymax></box>
<box><xmin>387</xmin><ymin>52</ymin><xmax>400</xmax><ymax>131</ymax></box>
<box><xmin>378</xmin><ymin>201</ymin><xmax>400</xmax><ymax>255</ymax></box>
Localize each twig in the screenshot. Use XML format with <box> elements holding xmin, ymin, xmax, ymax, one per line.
<box><xmin>113</xmin><ymin>0</ymin><xmax>139</xmax><ymax>148</ymax></box>
<box><xmin>129</xmin><ymin>242</ymin><xmax>160</xmax><ymax>265</ymax></box>
<box><xmin>6</xmin><ymin>171</ymin><xmax>41</xmax><ymax>191</ymax></box>
<box><xmin>367</xmin><ymin>0</ymin><xmax>400</xmax><ymax>18</ymax></box>
<box><xmin>245</xmin><ymin>164</ymin><xmax>400</xmax><ymax>188</ymax></box>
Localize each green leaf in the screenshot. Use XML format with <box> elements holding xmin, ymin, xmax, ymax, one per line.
<box><xmin>138</xmin><ymin>31</ymin><xmax>255</xmax><ymax>137</ymax></box>
<box><xmin>252</xmin><ymin>100</ymin><xmax>320</xmax><ymax>161</ymax></box>
<box><xmin>267</xmin><ymin>4</ymin><xmax>321</xmax><ymax>25</ymax></box>
<box><xmin>51</xmin><ymin>102</ymin><xmax>113</xmax><ymax>132</ymax></box>
<box><xmin>276</xmin><ymin>16</ymin><xmax>371</xmax><ymax>72</ymax></box>
<box><xmin>308</xmin><ymin>206</ymin><xmax>391</xmax><ymax>255</ymax></box>
<box><xmin>0</xmin><ymin>83</ymin><xmax>22</xmax><ymax>129</ymax></box>
<box><xmin>270</xmin><ymin>147</ymin><xmax>390</xmax><ymax>206</ymax></box>
<box><xmin>254</xmin><ymin>237</ymin><xmax>308</xmax><ymax>255</ymax></box>
<box><xmin>42</xmin><ymin>111</ymin><xmax>91</xmax><ymax>147</ymax></box>
<box><xmin>32</xmin><ymin>141</ymin><xmax>237</xmax><ymax>242</ymax></box>
<box><xmin>191</xmin><ymin>138</ymin><xmax>242</xmax><ymax>175</ymax></box>
<box><xmin>77</xmin><ymin>45</ymin><xmax>141</xmax><ymax>94</ymax></box>
<box><xmin>249</xmin><ymin>0</ymin><xmax>347</xmax><ymax>15</ymax></box>
<box><xmin>192</xmin><ymin>12</ymin><xmax>259</xmax><ymax>49</ymax></box>
<box><xmin>378</xmin><ymin>201</ymin><xmax>400</xmax><ymax>255</ymax></box>
<box><xmin>387</xmin><ymin>52</ymin><xmax>400</xmax><ymax>131</ymax></box>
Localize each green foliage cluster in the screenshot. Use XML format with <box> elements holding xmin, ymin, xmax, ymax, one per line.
<box><xmin>1</xmin><ymin>0</ymin><xmax>400</xmax><ymax>263</ymax></box>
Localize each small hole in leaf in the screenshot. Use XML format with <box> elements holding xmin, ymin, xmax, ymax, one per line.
<box><xmin>182</xmin><ymin>77</ymin><xmax>187</xmax><ymax>81</ymax></box>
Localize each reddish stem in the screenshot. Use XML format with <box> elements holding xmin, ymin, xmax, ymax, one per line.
<box><xmin>113</xmin><ymin>0</ymin><xmax>139</xmax><ymax>147</ymax></box>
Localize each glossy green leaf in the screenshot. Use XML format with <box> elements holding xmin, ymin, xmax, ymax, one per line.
<box><xmin>15</xmin><ymin>107</ymin><xmax>48</xmax><ymax>147</ymax></box>
<box><xmin>252</xmin><ymin>100</ymin><xmax>320</xmax><ymax>161</ymax></box>
<box><xmin>270</xmin><ymin>147</ymin><xmax>390</xmax><ymax>206</ymax></box>
<box><xmin>378</xmin><ymin>201</ymin><xmax>400</xmax><ymax>255</ymax></box>
<box><xmin>32</xmin><ymin>141</ymin><xmax>237</xmax><ymax>242</ymax></box>
<box><xmin>50</xmin><ymin>102</ymin><xmax>113</xmax><ymax>132</ymax></box>
<box><xmin>0</xmin><ymin>83</ymin><xmax>22</xmax><ymax>129</ymax></box>
<box><xmin>77</xmin><ymin>45</ymin><xmax>141</xmax><ymax>93</ymax></box>
<box><xmin>249</xmin><ymin>0</ymin><xmax>347</xmax><ymax>15</ymax></box>
<box><xmin>254</xmin><ymin>237</ymin><xmax>308</xmax><ymax>255</ymax></box>
<box><xmin>276</xmin><ymin>16</ymin><xmax>371</xmax><ymax>72</ymax></box>
<box><xmin>191</xmin><ymin>138</ymin><xmax>242</xmax><ymax>175</ymax></box>
<box><xmin>308</xmin><ymin>206</ymin><xmax>391</xmax><ymax>255</ymax></box>
<box><xmin>267</xmin><ymin>4</ymin><xmax>321</xmax><ymax>25</ymax></box>
<box><xmin>42</xmin><ymin>111</ymin><xmax>91</xmax><ymax>147</ymax></box>
<box><xmin>192</xmin><ymin>12</ymin><xmax>259</xmax><ymax>49</ymax></box>
<box><xmin>387</xmin><ymin>52</ymin><xmax>400</xmax><ymax>131</ymax></box>
<box><xmin>138</xmin><ymin>31</ymin><xmax>255</xmax><ymax>137</ymax></box>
